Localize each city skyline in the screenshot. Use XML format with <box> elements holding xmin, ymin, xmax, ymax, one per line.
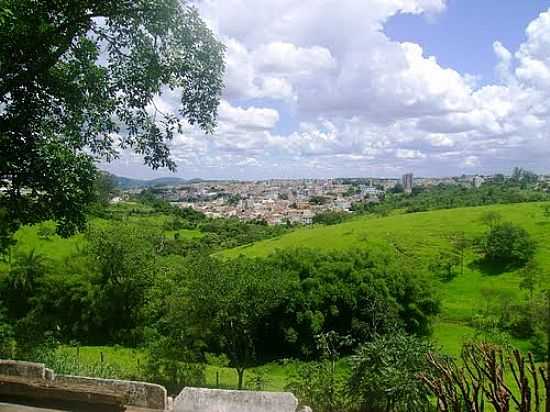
<box><xmin>105</xmin><ymin>168</ymin><xmax>547</xmax><ymax>183</ymax></box>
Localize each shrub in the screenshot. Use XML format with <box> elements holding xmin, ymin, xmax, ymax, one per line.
<box><xmin>347</xmin><ymin>332</ymin><xmax>433</xmax><ymax>412</ymax></box>
<box><xmin>482</xmin><ymin>222</ymin><xmax>536</xmax><ymax>266</ymax></box>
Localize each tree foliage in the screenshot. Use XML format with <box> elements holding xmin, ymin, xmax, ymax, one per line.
<box><xmin>429</xmin><ymin>250</ymin><xmax>460</xmax><ymax>282</ymax></box>
<box><xmin>153</xmin><ymin>256</ymin><xmax>291</xmax><ymax>389</ymax></box>
<box><xmin>286</xmin><ymin>332</ymin><xmax>353</xmax><ymax>412</ymax></box>
<box><xmin>84</xmin><ymin>223</ymin><xmax>163</xmax><ymax>344</ymax></box>
<box><xmin>4</xmin><ymin>249</ymin><xmax>47</xmax><ymax>318</ymax></box>
<box><xmin>482</xmin><ymin>222</ymin><xmax>536</xmax><ymax>267</ymax></box>
<box><xmin>348</xmin><ymin>332</ymin><xmax>433</xmax><ymax>412</ymax></box>
<box><xmin>0</xmin><ymin>0</ymin><xmax>224</xmax><ymax>250</ymax></box>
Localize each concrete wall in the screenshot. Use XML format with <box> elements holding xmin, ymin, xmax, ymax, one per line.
<box><xmin>55</xmin><ymin>375</ymin><xmax>166</xmax><ymax>410</ymax></box>
<box><xmin>0</xmin><ymin>360</ymin><xmax>53</xmax><ymax>381</ymax></box>
<box><xmin>1</xmin><ymin>360</ymin><xmax>311</xmax><ymax>412</ymax></box>
<box><xmin>0</xmin><ymin>360</ymin><xmax>166</xmax><ymax>410</ymax></box>
<box><xmin>174</xmin><ymin>388</ymin><xmax>299</xmax><ymax>412</ymax></box>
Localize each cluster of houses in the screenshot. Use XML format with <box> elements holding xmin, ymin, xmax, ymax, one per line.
<box><xmin>114</xmin><ymin>173</ymin><xmax>550</xmax><ymax>225</ymax></box>
<box><xmin>168</xmin><ymin>179</ymin><xmax>386</xmax><ymax>225</ymax></box>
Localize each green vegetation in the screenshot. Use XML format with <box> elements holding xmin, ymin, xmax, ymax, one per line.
<box><xmin>1</xmin><ymin>196</ymin><xmax>549</xmax><ymax>411</ymax></box>
<box><xmin>1</xmin><ymin>157</ymin><xmax>549</xmax><ymax>411</ymax></box>
<box><xmin>0</xmin><ymin>201</ymin><xmax>438</xmax><ymax>395</ymax></box>
<box><xmin>312</xmin><ymin>210</ymin><xmax>349</xmax><ymax>225</ymax></box>
<box><xmin>0</xmin><ymin>0</ymin><xmax>224</xmax><ymax>251</ymax></box>
<box><xmin>348</xmin><ymin>333</ymin><xmax>434</xmax><ymax>412</ymax></box>
<box><xmin>224</xmin><ymin>202</ymin><xmax>550</xmax><ymax>353</ymax></box>
<box><xmin>352</xmin><ymin>181</ymin><xmax>550</xmax><ymax>216</ymax></box>
<box><xmin>481</xmin><ymin>221</ymin><xmax>536</xmax><ymax>267</ymax></box>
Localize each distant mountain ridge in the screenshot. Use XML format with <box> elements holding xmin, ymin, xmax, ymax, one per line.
<box><xmin>112</xmin><ymin>175</ymin><xmax>204</xmax><ymax>189</ymax></box>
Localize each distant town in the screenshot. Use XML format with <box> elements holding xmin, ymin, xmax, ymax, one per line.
<box><xmin>113</xmin><ymin>173</ymin><xmax>550</xmax><ymax>225</ymax></box>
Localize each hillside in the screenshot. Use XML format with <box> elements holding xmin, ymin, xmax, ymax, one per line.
<box><xmin>224</xmin><ymin>201</ymin><xmax>550</xmax><ymax>353</ymax></box>
<box><xmin>111</xmin><ymin>175</ymin><xmax>205</xmax><ymax>189</ymax></box>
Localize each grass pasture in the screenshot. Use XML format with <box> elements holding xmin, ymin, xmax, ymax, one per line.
<box><xmin>56</xmin><ymin>345</ymin><xmax>303</xmax><ymax>392</ymax></box>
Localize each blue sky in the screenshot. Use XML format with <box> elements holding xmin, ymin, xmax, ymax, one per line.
<box><xmin>106</xmin><ymin>1</ymin><xmax>550</xmax><ymax>180</ymax></box>
<box><xmin>386</xmin><ymin>0</ymin><xmax>549</xmax><ymax>84</ymax></box>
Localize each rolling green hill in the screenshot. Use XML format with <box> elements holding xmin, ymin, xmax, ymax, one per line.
<box><xmin>224</xmin><ymin>201</ymin><xmax>550</xmax><ymax>355</ymax></box>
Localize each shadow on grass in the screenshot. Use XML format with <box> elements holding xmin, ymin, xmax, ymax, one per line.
<box><xmin>468</xmin><ymin>258</ymin><xmax>517</xmax><ymax>276</ymax></box>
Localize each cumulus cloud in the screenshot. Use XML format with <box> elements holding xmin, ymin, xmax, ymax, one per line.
<box><xmin>395</xmin><ymin>148</ymin><xmax>427</xmax><ymax>160</ymax></box>
<box><xmin>516</xmin><ymin>9</ymin><xmax>550</xmax><ymax>88</ymax></box>
<box><xmin>218</xmin><ymin>100</ymin><xmax>280</xmax><ymax>130</ymax></box>
<box><xmin>493</xmin><ymin>41</ymin><xmax>514</xmax><ymax>83</ymax></box>
<box><xmin>107</xmin><ymin>2</ymin><xmax>550</xmax><ymax>179</ymax></box>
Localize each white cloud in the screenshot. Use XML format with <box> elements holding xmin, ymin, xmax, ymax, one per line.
<box><xmin>463</xmin><ymin>155</ymin><xmax>480</xmax><ymax>167</ymax></box>
<box><xmin>493</xmin><ymin>41</ymin><xmax>514</xmax><ymax>83</ymax></box>
<box><xmin>253</xmin><ymin>42</ymin><xmax>337</xmax><ymax>76</ymax></box>
<box><xmin>396</xmin><ymin>148</ymin><xmax>427</xmax><ymax>159</ymax></box>
<box><xmin>516</xmin><ymin>10</ymin><xmax>550</xmax><ymax>88</ymax></box>
<box><xmin>427</xmin><ymin>134</ymin><xmax>455</xmax><ymax>147</ymax></box>
<box><xmin>223</xmin><ymin>39</ymin><xmax>295</xmax><ymax>100</ymax></box>
<box><xmin>218</xmin><ymin>100</ymin><xmax>280</xmax><ymax>130</ymax></box>
<box><xmin>107</xmin><ymin>2</ymin><xmax>550</xmax><ymax>179</ymax></box>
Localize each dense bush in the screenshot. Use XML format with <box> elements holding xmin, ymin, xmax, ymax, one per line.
<box><xmin>197</xmin><ymin>217</ymin><xmax>287</xmax><ymax>249</ymax></box>
<box><xmin>348</xmin><ymin>332</ymin><xmax>433</xmax><ymax>412</ymax></box>
<box><xmin>286</xmin><ymin>332</ymin><xmax>352</xmax><ymax>412</ymax></box>
<box><xmin>482</xmin><ymin>222</ymin><xmax>536</xmax><ymax>266</ymax></box>
<box><xmin>146</xmin><ymin>248</ymin><xmax>440</xmax><ymax>382</ymax></box>
<box><xmin>263</xmin><ymin>249</ymin><xmax>440</xmax><ymax>357</ymax></box>
<box><xmin>0</xmin><ymin>306</ymin><xmax>16</xmax><ymax>358</ymax></box>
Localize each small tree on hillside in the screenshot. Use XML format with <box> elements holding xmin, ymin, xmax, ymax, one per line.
<box><xmin>519</xmin><ymin>260</ymin><xmax>543</xmax><ymax>303</ymax></box>
<box><xmin>430</xmin><ymin>250</ymin><xmax>460</xmax><ymax>282</ymax></box>
<box><xmin>482</xmin><ymin>222</ymin><xmax>536</xmax><ymax>267</ymax></box>
<box><xmin>449</xmin><ymin>232</ymin><xmax>470</xmax><ymax>276</ymax></box>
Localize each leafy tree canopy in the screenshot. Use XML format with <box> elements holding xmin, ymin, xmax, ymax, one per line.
<box><xmin>0</xmin><ymin>0</ymin><xmax>225</xmax><ymax>250</ymax></box>
<box><xmin>482</xmin><ymin>222</ymin><xmax>536</xmax><ymax>267</ymax></box>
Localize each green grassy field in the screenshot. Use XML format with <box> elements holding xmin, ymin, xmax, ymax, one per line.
<box><xmin>223</xmin><ymin>201</ymin><xmax>550</xmax><ymax>355</ymax></box>
<box><xmin>56</xmin><ymin>345</ymin><xmax>345</xmax><ymax>392</ymax></box>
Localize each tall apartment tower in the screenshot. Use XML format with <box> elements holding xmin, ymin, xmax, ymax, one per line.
<box><xmin>402</xmin><ymin>173</ymin><xmax>414</xmax><ymax>193</ymax></box>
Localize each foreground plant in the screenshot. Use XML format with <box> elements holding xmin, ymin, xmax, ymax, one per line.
<box><xmin>420</xmin><ymin>342</ymin><xmax>550</xmax><ymax>412</ymax></box>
